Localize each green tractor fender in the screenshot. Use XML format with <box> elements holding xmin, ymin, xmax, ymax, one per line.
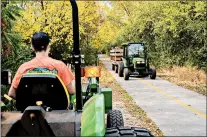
<box><xmin>81</xmin><ymin>94</ymin><xmax>105</xmax><ymax>136</ymax></box>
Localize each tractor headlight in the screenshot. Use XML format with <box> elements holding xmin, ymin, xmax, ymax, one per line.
<box><xmin>136</xmin><ymin>61</ymin><xmax>145</xmax><ymax>64</ymax></box>
<box><xmin>136</xmin><ymin>61</ymin><xmax>143</xmax><ymax>64</ymax></box>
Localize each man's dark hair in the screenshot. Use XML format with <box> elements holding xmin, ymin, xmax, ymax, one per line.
<box><xmin>32</xmin><ymin>32</ymin><xmax>50</xmax><ymax>52</ymax></box>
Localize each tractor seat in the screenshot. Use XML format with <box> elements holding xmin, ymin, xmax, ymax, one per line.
<box><xmin>16</xmin><ymin>73</ymin><xmax>70</xmax><ymax>112</ymax></box>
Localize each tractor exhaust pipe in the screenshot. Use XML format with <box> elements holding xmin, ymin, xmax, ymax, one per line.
<box><xmin>70</xmin><ymin>0</ymin><xmax>82</xmax><ymax>111</ymax></box>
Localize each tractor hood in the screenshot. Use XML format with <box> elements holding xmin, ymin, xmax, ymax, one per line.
<box><xmin>132</xmin><ymin>58</ymin><xmax>145</xmax><ymax>64</ymax></box>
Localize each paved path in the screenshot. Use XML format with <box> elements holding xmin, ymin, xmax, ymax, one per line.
<box><xmin>100</xmin><ymin>56</ymin><xmax>206</xmax><ymax>136</ymax></box>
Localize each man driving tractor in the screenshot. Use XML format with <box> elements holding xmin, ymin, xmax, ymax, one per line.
<box><xmin>8</xmin><ymin>32</ymin><xmax>75</xmax><ymax>99</ymax></box>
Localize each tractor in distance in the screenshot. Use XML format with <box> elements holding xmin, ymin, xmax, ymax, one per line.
<box><xmin>1</xmin><ymin>0</ymin><xmax>154</xmax><ymax>137</ymax></box>
<box><xmin>117</xmin><ymin>42</ymin><xmax>156</xmax><ymax>80</ymax></box>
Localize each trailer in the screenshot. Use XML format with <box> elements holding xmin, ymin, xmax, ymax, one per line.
<box><xmin>110</xmin><ymin>47</ymin><xmax>123</xmax><ymax>73</ymax></box>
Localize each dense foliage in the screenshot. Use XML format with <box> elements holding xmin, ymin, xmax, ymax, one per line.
<box><xmin>1</xmin><ymin>2</ymin><xmax>22</xmax><ymax>55</ymax></box>
<box><xmin>1</xmin><ymin>2</ymin><xmax>33</xmax><ymax>108</ymax></box>
<box><xmin>1</xmin><ymin>2</ymin><xmax>33</xmax><ymax>73</ymax></box>
<box><xmin>1</xmin><ymin>1</ymin><xmax>206</xmax><ymax>84</ymax></box>
<box><xmin>97</xmin><ymin>1</ymin><xmax>207</xmax><ymax>70</ymax></box>
<box><xmin>1</xmin><ymin>1</ymin><xmax>206</xmax><ymax>111</ymax></box>
<box><xmin>3</xmin><ymin>1</ymin><xmax>206</xmax><ymax>71</ymax></box>
<box><xmin>14</xmin><ymin>1</ymin><xmax>101</xmax><ymax>65</ymax></box>
<box><xmin>1</xmin><ymin>1</ymin><xmax>102</xmax><ymax>103</ymax></box>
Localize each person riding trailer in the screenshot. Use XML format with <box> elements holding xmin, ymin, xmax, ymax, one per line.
<box><xmin>8</xmin><ymin>32</ymin><xmax>75</xmax><ymax>99</ymax></box>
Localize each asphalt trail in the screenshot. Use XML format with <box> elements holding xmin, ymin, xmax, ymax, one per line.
<box><xmin>100</xmin><ymin>56</ymin><xmax>206</xmax><ymax>136</ymax></box>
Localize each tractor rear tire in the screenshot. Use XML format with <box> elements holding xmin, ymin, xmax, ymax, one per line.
<box><xmin>105</xmin><ymin>127</ymin><xmax>154</xmax><ymax>137</ymax></box>
<box><xmin>124</xmin><ymin>69</ymin><xmax>129</xmax><ymax>80</ymax></box>
<box><xmin>150</xmin><ymin>68</ymin><xmax>156</xmax><ymax>79</ymax></box>
<box><xmin>107</xmin><ymin>110</ymin><xmax>124</xmax><ymax>128</ymax></box>
<box><xmin>115</xmin><ymin>65</ymin><xmax>118</xmax><ymax>73</ymax></box>
<box><xmin>112</xmin><ymin>64</ymin><xmax>115</xmax><ymax>71</ymax></box>
<box><xmin>118</xmin><ymin>62</ymin><xmax>124</xmax><ymax>77</ymax></box>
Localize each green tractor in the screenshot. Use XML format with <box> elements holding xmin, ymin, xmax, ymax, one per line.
<box><xmin>1</xmin><ymin>1</ymin><xmax>153</xmax><ymax>136</ymax></box>
<box><xmin>117</xmin><ymin>42</ymin><xmax>156</xmax><ymax>80</ymax></box>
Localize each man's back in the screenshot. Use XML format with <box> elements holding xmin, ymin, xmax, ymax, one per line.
<box><xmin>8</xmin><ymin>32</ymin><xmax>75</xmax><ymax>99</ymax></box>
<box><xmin>12</xmin><ymin>55</ymin><xmax>74</xmax><ymax>89</ymax></box>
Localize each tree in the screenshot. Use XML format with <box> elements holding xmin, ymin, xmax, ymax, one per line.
<box><xmin>1</xmin><ymin>2</ymin><xmax>22</xmax><ymax>55</ymax></box>
<box><xmin>97</xmin><ymin>1</ymin><xmax>206</xmax><ymax>69</ymax></box>
<box><xmin>14</xmin><ymin>1</ymin><xmax>102</xmax><ymax>64</ymax></box>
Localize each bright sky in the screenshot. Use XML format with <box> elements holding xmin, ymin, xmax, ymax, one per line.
<box><xmin>99</xmin><ymin>1</ymin><xmax>112</xmax><ymax>9</ymax></box>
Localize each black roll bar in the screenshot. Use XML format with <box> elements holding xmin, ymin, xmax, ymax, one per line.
<box><xmin>70</xmin><ymin>0</ymin><xmax>82</xmax><ymax>111</ymax></box>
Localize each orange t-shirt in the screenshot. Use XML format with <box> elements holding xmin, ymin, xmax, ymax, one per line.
<box><xmin>12</xmin><ymin>56</ymin><xmax>75</xmax><ymax>89</ymax></box>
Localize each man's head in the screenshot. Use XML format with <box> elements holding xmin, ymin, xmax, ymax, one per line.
<box><xmin>32</xmin><ymin>32</ymin><xmax>50</xmax><ymax>53</ymax></box>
